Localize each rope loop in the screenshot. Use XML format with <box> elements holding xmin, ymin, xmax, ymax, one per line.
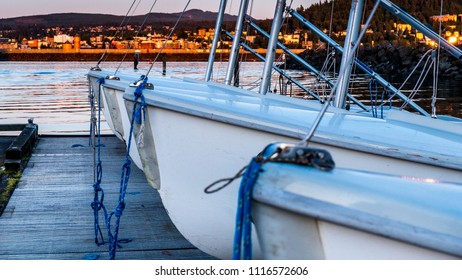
<box><xmin>91</xmin><ymin>179</ymin><xmax>106</xmax><ymax>246</ymax></box>
<box><xmin>134</xmin><ymin>75</ymin><xmax>147</xmax><ymax>98</ymax></box>
<box><xmin>96</xmin><ymin>161</ymin><xmax>102</xmax><ymax>184</ymax></box>
<box><xmin>204</xmin><ymin>165</ymin><xmax>248</xmax><ymax>194</ymax></box>
<box><xmin>91</xmin><ymin>200</ymin><xmax>103</xmax><ymax>212</ymax></box>
<box><xmin>114</xmin><ymin>202</ymin><xmax>126</xmax><ymax>218</ymax></box>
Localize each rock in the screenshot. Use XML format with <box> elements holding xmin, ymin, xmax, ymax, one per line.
<box><xmin>286</xmin><ymin>44</ymin><xmax>461</xmax><ymax>79</ymax></box>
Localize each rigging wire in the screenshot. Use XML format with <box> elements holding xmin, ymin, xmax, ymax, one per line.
<box><xmin>145</xmin><ymin>0</ymin><xmax>192</xmax><ymax>77</ymax></box>
<box><xmin>326</xmin><ymin>0</ymin><xmax>335</xmax><ymax>55</ymax></box>
<box><xmin>235</xmin><ymin>0</ymin><xmax>254</xmax><ymax>87</ymax></box>
<box><xmin>311</xmin><ymin>0</ymin><xmax>336</xmax><ymax>101</ymax></box>
<box><xmin>266</xmin><ymin>1</ymin><xmax>293</xmax><ymax>93</ymax></box>
<box><xmin>348</xmin><ymin>0</ymin><xmax>369</xmax><ymax>105</ymax></box>
<box><xmin>400</xmin><ymin>53</ymin><xmax>434</xmax><ymax>110</ymax></box>
<box><xmin>432</xmin><ymin>0</ymin><xmax>444</xmax><ymax>118</ymax></box>
<box><xmin>220</xmin><ymin>0</ymin><xmax>233</xmax><ymax>82</ymax></box>
<box><xmin>93</xmin><ymin>0</ymin><xmax>138</xmax><ymax>69</ymax></box>
<box><xmin>375</xmin><ymin>49</ymin><xmax>433</xmax><ymax>111</ymax></box>
<box><xmin>114</xmin><ymin>0</ymin><xmax>160</xmax><ymax>76</ymax></box>
<box><xmin>275</xmin><ymin>0</ymin><xmax>293</xmax><ymax>94</ymax></box>
<box><xmin>300</xmin><ymin>0</ymin><xmax>379</xmax><ymax>146</ymax></box>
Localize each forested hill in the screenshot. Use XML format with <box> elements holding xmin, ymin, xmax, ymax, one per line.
<box><xmin>294</xmin><ymin>0</ymin><xmax>462</xmax><ymax>33</ymax></box>
<box><xmin>0</xmin><ymin>9</ymin><xmax>237</xmax><ymax>29</ymax></box>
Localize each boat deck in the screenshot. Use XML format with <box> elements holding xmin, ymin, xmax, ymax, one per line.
<box><xmin>0</xmin><ymin>135</ymin><xmax>215</xmax><ymax>260</ymax></box>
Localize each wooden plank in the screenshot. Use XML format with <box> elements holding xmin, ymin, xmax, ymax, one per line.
<box><xmin>0</xmin><ymin>136</ymin><xmax>215</xmax><ymax>260</ymax></box>
<box><xmin>0</xmin><ymin>124</ymin><xmax>27</xmax><ymax>132</ymax></box>
<box><xmin>4</xmin><ymin>249</ymin><xmax>216</xmax><ymax>260</ymax></box>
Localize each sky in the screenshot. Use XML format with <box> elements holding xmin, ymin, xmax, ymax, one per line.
<box><xmin>0</xmin><ymin>0</ymin><xmax>319</xmax><ymax>20</ymax></box>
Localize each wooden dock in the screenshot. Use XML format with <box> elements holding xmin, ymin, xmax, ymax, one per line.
<box><xmin>0</xmin><ymin>136</ymin><xmax>215</xmax><ymax>260</ymax></box>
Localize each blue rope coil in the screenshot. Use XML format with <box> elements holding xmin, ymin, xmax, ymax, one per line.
<box><xmin>233</xmin><ymin>158</ymin><xmax>263</xmax><ymax>260</ymax></box>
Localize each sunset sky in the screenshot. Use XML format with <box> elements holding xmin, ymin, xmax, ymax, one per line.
<box><xmin>0</xmin><ymin>0</ymin><xmax>319</xmax><ymax>19</ymax></box>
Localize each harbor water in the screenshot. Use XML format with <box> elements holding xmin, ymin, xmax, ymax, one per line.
<box><xmin>0</xmin><ymin>60</ymin><xmax>460</xmax><ymax>135</ymax></box>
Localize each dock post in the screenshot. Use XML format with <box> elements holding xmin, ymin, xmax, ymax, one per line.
<box><xmin>4</xmin><ymin>119</ymin><xmax>39</xmax><ymax>170</ymax></box>
<box><xmin>162</xmin><ymin>53</ymin><xmax>167</xmax><ymax>76</ymax></box>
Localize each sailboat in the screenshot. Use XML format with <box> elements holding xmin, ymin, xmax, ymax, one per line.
<box><xmin>87</xmin><ymin>0</ymin><xmax>462</xmax><ymax>259</ymax></box>
<box><xmin>234</xmin><ymin>142</ymin><xmax>462</xmax><ymax>260</ymax></box>
<box><xmin>87</xmin><ymin>72</ymin><xmax>144</xmax><ymax>169</ymax></box>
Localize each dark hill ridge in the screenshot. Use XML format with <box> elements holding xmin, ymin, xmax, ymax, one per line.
<box><xmin>0</xmin><ymin>9</ymin><xmax>238</xmax><ymax>27</ymax></box>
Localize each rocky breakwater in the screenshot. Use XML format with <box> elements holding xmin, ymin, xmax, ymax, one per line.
<box><xmin>286</xmin><ymin>45</ymin><xmax>462</xmax><ymax>80</ymax></box>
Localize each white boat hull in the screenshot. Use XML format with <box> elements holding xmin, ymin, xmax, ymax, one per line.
<box><xmin>254</xmin><ymin>203</ymin><xmax>458</xmax><ymax>259</ymax></box>
<box><xmin>252</xmin><ymin>160</ymin><xmax>462</xmax><ymax>259</ymax></box>
<box><xmin>124</xmin><ymin>90</ymin><xmax>462</xmax><ymax>259</ymax></box>
<box><xmin>88</xmin><ymin>74</ymin><xmax>143</xmax><ymax>169</ymax></box>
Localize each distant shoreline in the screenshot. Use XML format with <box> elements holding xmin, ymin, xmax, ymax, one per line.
<box><xmin>0</xmin><ymin>49</ymin><xmax>303</xmax><ymax>62</ymax></box>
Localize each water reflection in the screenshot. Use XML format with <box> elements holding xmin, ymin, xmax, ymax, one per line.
<box><xmin>0</xmin><ymin>61</ymin><xmax>460</xmax><ymax>135</ymax></box>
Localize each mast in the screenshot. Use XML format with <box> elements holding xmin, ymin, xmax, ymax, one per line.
<box><xmin>288</xmin><ymin>8</ymin><xmax>429</xmax><ymax>116</ymax></box>
<box><xmin>224</xmin><ymin>0</ymin><xmax>250</xmax><ymax>86</ymax></box>
<box><xmin>333</xmin><ymin>0</ymin><xmax>364</xmax><ymax>109</ymax></box>
<box><xmin>259</xmin><ymin>0</ymin><xmax>286</xmax><ymax>94</ymax></box>
<box><xmin>226</xmin><ymin>30</ymin><xmax>321</xmax><ymax>101</ymax></box>
<box><xmin>205</xmin><ymin>0</ymin><xmax>228</xmax><ymax>82</ymax></box>
<box><xmin>248</xmin><ymin>20</ymin><xmax>367</xmax><ymax>110</ymax></box>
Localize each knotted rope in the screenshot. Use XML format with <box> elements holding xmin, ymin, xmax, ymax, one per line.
<box><xmin>88</xmin><ymin>75</ymin><xmax>148</xmax><ymax>259</ymax></box>
<box><xmin>91</xmin><ymin>77</ymin><xmax>107</xmax><ymax>246</ymax></box>
<box><xmin>105</xmin><ymin>75</ymin><xmax>148</xmax><ymax>259</ymax></box>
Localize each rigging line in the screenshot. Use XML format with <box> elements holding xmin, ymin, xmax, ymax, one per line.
<box><xmin>104</xmin><ymin>0</ymin><xmax>143</xmax><ymax>65</ymax></box>
<box><xmin>267</xmin><ymin>3</ymin><xmax>295</xmax><ymax>92</ymax></box>
<box><xmin>300</xmin><ymin>0</ymin><xmax>380</xmax><ymax>146</ymax></box>
<box><xmin>228</xmin><ymin>0</ymin><xmax>234</xmax><ymax>15</ymax></box>
<box><xmin>219</xmin><ymin>0</ymin><xmax>233</xmax><ymax>80</ymax></box>
<box><xmin>282</xmin><ymin>0</ymin><xmax>292</xmax><ymax>37</ymax></box>
<box><xmin>145</xmin><ymin>0</ymin><xmax>192</xmax><ymax>77</ymax></box>
<box><xmin>94</xmin><ymin>0</ymin><xmax>138</xmax><ymax>68</ymax></box>
<box><xmin>326</xmin><ymin>0</ymin><xmax>335</xmax><ymax>55</ymax></box>
<box><xmin>405</xmin><ymin>55</ymin><xmax>434</xmax><ymax>99</ymax></box>
<box><xmin>349</xmin><ymin>0</ymin><xmax>370</xmax><ymax>98</ymax></box>
<box><xmin>400</xmin><ymin>57</ymin><xmax>434</xmax><ymax>110</ymax></box>
<box><xmin>237</xmin><ymin>0</ymin><xmax>254</xmax><ymax>80</ymax></box>
<box><xmin>212</xmin><ymin>0</ymin><xmax>230</xmax><ymax>82</ymax></box>
<box><xmin>374</xmin><ymin>49</ymin><xmax>433</xmax><ymax>109</ymax></box>
<box><xmin>215</xmin><ymin>30</ymin><xmax>224</xmax><ymax>81</ymax></box>
<box><xmin>432</xmin><ymin>0</ymin><xmax>444</xmax><ymax>118</ymax></box>
<box><xmin>112</xmin><ymin>0</ymin><xmax>144</xmax><ymax>72</ymax></box>
<box><xmin>397</xmin><ymin>50</ymin><xmax>433</xmax><ymax>91</ymax></box>
<box><xmin>114</xmin><ymin>0</ymin><xmax>160</xmax><ymax>76</ymax></box>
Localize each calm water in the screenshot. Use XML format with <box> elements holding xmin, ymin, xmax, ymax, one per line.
<box><xmin>0</xmin><ymin>60</ymin><xmax>460</xmax><ymax>135</ymax></box>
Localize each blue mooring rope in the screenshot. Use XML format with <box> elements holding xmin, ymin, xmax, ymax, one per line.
<box><xmin>89</xmin><ymin>75</ymin><xmax>148</xmax><ymax>259</ymax></box>
<box><xmin>105</xmin><ymin>75</ymin><xmax>148</xmax><ymax>259</ymax></box>
<box><xmin>233</xmin><ymin>157</ymin><xmax>263</xmax><ymax>260</ymax></box>
<box><xmin>369</xmin><ymin>78</ymin><xmax>378</xmax><ymax>118</ymax></box>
